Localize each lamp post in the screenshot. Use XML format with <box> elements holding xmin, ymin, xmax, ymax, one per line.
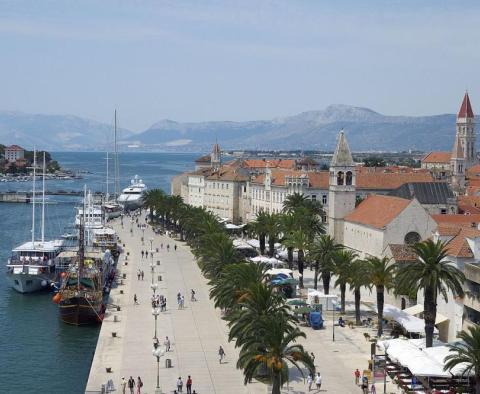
<box><xmin>152</xmin><ymin>347</ymin><xmax>165</xmax><ymax>392</ymax></box>
<box><xmin>150</xmin><ymin>262</ymin><xmax>155</xmax><ymax>284</ymax></box>
<box><xmin>332</xmin><ymin>299</ymin><xmax>335</xmax><ymax>342</ymax></box>
<box><xmin>383</xmin><ymin>343</ymin><xmax>389</xmax><ymax>394</ymax></box>
<box><xmin>142</xmin><ymin>227</ymin><xmax>145</xmax><ymax>245</ymax></box>
<box><xmin>149</xmin><ymin>238</ymin><xmax>154</xmax><ymax>251</ymax></box>
<box><xmin>151</xmin><ymin>283</ymin><xmax>158</xmax><ymax>295</ymax></box>
<box><xmin>152</xmin><ymin>307</ymin><xmax>160</xmax><ymax>340</ymax></box>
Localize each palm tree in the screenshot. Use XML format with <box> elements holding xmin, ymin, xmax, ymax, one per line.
<box><xmin>282</xmin><ymin>230</ymin><xmax>311</xmax><ymax>288</ymax></box>
<box><xmin>237</xmin><ymin>316</ymin><xmax>315</xmax><ymax>394</ymax></box>
<box><xmin>308</xmin><ymin>235</ymin><xmax>341</xmax><ymax>292</ymax></box>
<box><xmin>247</xmin><ymin>210</ymin><xmax>269</xmax><ymax>255</ymax></box>
<box><xmin>263</xmin><ymin>213</ymin><xmax>281</xmax><ymax>257</ymax></box>
<box><xmin>142</xmin><ymin>188</ymin><xmax>165</xmax><ymax>220</ymax></box>
<box><xmin>282</xmin><ymin>192</ymin><xmax>310</xmax><ymax>214</ymax></box>
<box><xmin>332</xmin><ymin>249</ymin><xmax>357</xmax><ymax>313</ymax></box>
<box><xmin>444</xmin><ymin>326</ymin><xmax>480</xmax><ymax>394</ymax></box>
<box><xmin>365</xmin><ymin>256</ymin><xmax>396</xmax><ymax>337</ymax></box>
<box><xmin>279</xmin><ymin>213</ymin><xmax>296</xmax><ymax>269</ymax></box>
<box><xmin>396</xmin><ymin>239</ymin><xmax>465</xmax><ymax>347</ymax></box>
<box><xmin>348</xmin><ymin>260</ymin><xmax>371</xmax><ymax>326</ymax></box>
<box><xmin>197</xmin><ymin>233</ymin><xmax>240</xmax><ymax>280</ymax></box>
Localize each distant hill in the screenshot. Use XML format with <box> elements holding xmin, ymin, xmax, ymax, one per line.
<box><xmin>0</xmin><ymin>111</ymin><xmax>133</xmax><ymax>150</ymax></box>
<box><xmin>125</xmin><ymin>104</ymin><xmax>457</xmax><ymax>152</ymax></box>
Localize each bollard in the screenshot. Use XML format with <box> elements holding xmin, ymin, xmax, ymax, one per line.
<box><xmin>165</xmin><ymin>358</ymin><xmax>172</xmax><ymax>368</ymax></box>
<box><xmin>156</xmin><ymin>248</ymin><xmax>159</xmax><ymax>253</ymax></box>
<box><xmin>101</xmin><ymin>384</ymin><xmax>106</xmax><ymax>394</ymax></box>
<box><xmin>117</xmin><ymin>306</ymin><xmax>121</xmax><ymax>311</ymax></box>
<box><xmin>120</xmin><ymin>290</ymin><xmax>124</xmax><ymax>294</ymax></box>
<box><xmin>158</xmin><ymin>275</ymin><xmax>162</xmax><ymax>281</ymax></box>
<box><xmin>114</xmin><ymin>315</ymin><xmax>119</xmax><ymax>322</ymax></box>
<box><xmin>112</xmin><ymin>332</ymin><xmax>117</xmax><ymax>338</ymax></box>
<box><xmin>106</xmin><ymin>367</ymin><xmax>112</xmax><ymax>373</ymax></box>
<box><xmin>157</xmin><ymin>261</ymin><xmax>160</xmax><ymax>266</ymax></box>
<box><xmin>122</xmin><ymin>273</ymin><xmax>126</xmax><ymax>279</ymax></box>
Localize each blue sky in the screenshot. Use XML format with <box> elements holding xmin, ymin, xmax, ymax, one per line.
<box><xmin>1</xmin><ymin>0</ymin><xmax>479</xmax><ymax>131</ymax></box>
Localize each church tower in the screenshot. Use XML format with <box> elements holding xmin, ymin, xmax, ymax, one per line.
<box><xmin>211</xmin><ymin>142</ymin><xmax>221</xmax><ymax>170</ymax></box>
<box><xmin>450</xmin><ymin>132</ymin><xmax>465</xmax><ymax>194</ymax></box>
<box><xmin>456</xmin><ymin>92</ymin><xmax>476</xmax><ymax>168</ymax></box>
<box><xmin>328</xmin><ymin>130</ymin><xmax>356</xmax><ymax>243</ymax></box>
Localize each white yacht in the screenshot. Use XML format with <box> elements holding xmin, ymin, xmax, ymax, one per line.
<box><xmin>6</xmin><ymin>150</ymin><xmax>64</xmax><ymax>293</ymax></box>
<box><xmin>6</xmin><ymin>240</ymin><xmax>64</xmax><ymax>293</ymax></box>
<box><xmin>117</xmin><ymin>175</ymin><xmax>146</xmax><ymax>211</ymax></box>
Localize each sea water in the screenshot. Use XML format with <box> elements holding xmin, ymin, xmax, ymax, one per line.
<box><xmin>0</xmin><ymin>152</ymin><xmax>197</xmax><ymax>394</ymax></box>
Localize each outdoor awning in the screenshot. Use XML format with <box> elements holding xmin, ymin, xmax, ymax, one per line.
<box><xmin>403</xmin><ymin>304</ymin><xmax>449</xmax><ymax>325</ymax></box>
<box><xmin>380</xmin><ymin>304</ymin><xmax>438</xmax><ymax>334</ymax></box>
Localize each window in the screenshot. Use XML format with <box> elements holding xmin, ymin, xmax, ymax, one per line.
<box><xmin>337</xmin><ymin>171</ymin><xmax>344</xmax><ymax>185</ymax></box>
<box><xmin>441</xmin><ymin>209</ymin><xmax>447</xmax><ymax>215</ymax></box>
<box><xmin>346</xmin><ymin>171</ymin><xmax>353</xmax><ymax>185</ymax></box>
<box><xmin>311</xmin><ymin>194</ymin><xmax>317</xmax><ymax>201</ymax></box>
<box><xmin>404</xmin><ymin>231</ymin><xmax>421</xmax><ymax>245</ymax></box>
<box><xmin>322</xmin><ymin>195</ymin><xmax>327</xmax><ymax>204</ymax></box>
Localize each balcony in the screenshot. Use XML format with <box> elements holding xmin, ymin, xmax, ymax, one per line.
<box><xmin>465</xmin><ymin>263</ymin><xmax>480</xmax><ymax>285</ymax></box>
<box><xmin>464</xmin><ymin>292</ymin><xmax>480</xmax><ymax>313</ymax></box>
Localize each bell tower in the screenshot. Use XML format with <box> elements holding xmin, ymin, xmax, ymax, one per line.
<box><xmin>450</xmin><ymin>133</ymin><xmax>465</xmax><ymax>194</ymax></box>
<box><xmin>456</xmin><ymin>92</ymin><xmax>476</xmax><ymax>168</ymax></box>
<box><xmin>211</xmin><ymin>142</ymin><xmax>221</xmax><ymax>170</ymax></box>
<box><xmin>328</xmin><ymin>130</ymin><xmax>356</xmax><ymax>243</ymax></box>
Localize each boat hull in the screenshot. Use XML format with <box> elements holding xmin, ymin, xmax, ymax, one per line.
<box><xmin>6</xmin><ymin>272</ymin><xmax>52</xmax><ymax>293</ymax></box>
<box><xmin>59</xmin><ymin>296</ymin><xmax>104</xmax><ymax>326</ymax></box>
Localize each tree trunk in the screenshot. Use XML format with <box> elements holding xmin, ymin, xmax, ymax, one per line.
<box><xmin>268</xmin><ymin>237</ymin><xmax>275</xmax><ymax>257</ymax></box>
<box><xmin>287</xmin><ymin>247</ymin><xmax>293</xmax><ymax>270</ymax></box>
<box><xmin>377</xmin><ymin>286</ymin><xmax>384</xmax><ymax>337</ymax></box>
<box><xmin>424</xmin><ymin>287</ymin><xmax>436</xmax><ymax>348</ymax></box>
<box><xmin>271</xmin><ymin>372</ymin><xmax>281</xmax><ymax>394</ymax></box>
<box><xmin>340</xmin><ymin>283</ymin><xmax>346</xmax><ymax>314</ymax></box>
<box><xmin>355</xmin><ymin>288</ymin><xmax>361</xmax><ymax>325</ymax></box>
<box><xmin>260</xmin><ymin>234</ymin><xmax>266</xmax><ymax>255</ymax></box>
<box><xmin>322</xmin><ymin>269</ymin><xmax>331</xmax><ymax>295</ymax></box>
<box><xmin>475</xmin><ymin>372</ymin><xmax>480</xmax><ymax>394</ymax></box>
<box><xmin>298</xmin><ymin>250</ymin><xmax>304</xmax><ymax>288</ymax></box>
<box><xmin>313</xmin><ymin>261</ymin><xmax>319</xmax><ymax>290</ymax></box>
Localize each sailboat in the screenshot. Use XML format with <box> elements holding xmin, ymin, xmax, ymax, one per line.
<box><xmin>55</xmin><ymin>190</ymin><xmax>111</xmax><ymax>325</ymax></box>
<box><xmin>103</xmin><ymin>110</ymin><xmax>123</xmax><ymax>220</ymax></box>
<box><xmin>6</xmin><ymin>151</ymin><xmax>64</xmax><ymax>293</ymax></box>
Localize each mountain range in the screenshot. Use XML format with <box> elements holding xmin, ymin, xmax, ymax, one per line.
<box><xmin>0</xmin><ymin>105</ymin><xmax>460</xmax><ymax>152</ymax></box>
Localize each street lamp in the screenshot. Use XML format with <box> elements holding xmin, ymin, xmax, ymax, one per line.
<box><xmin>150</xmin><ymin>262</ymin><xmax>155</xmax><ymax>284</ymax></box>
<box><xmin>152</xmin><ymin>307</ymin><xmax>160</xmax><ymax>339</ymax></box>
<box><xmin>383</xmin><ymin>342</ymin><xmax>390</xmax><ymax>394</ymax></box>
<box><xmin>142</xmin><ymin>227</ymin><xmax>145</xmax><ymax>245</ymax></box>
<box><xmin>149</xmin><ymin>237</ymin><xmax>154</xmax><ymax>251</ymax></box>
<box><xmin>152</xmin><ymin>347</ymin><xmax>165</xmax><ymax>392</ymax></box>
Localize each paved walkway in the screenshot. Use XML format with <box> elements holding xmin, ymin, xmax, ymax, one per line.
<box><xmin>86</xmin><ymin>217</ymin><xmax>399</xmax><ymax>394</ymax></box>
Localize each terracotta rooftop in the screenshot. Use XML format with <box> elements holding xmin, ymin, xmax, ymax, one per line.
<box><xmin>344</xmin><ymin>195</ymin><xmax>411</xmax><ymax>229</ymax></box>
<box><xmin>421</xmin><ymin>151</ymin><xmax>451</xmax><ymax>164</ymax></box>
<box><xmin>458</xmin><ymin>195</ymin><xmax>480</xmax><ymax>214</ymax></box>
<box><xmin>242</xmin><ymin>159</ymin><xmax>296</xmax><ymax>170</ymax></box>
<box><xmin>443</xmin><ymin>227</ymin><xmax>480</xmax><ymax>258</ymax></box>
<box><xmin>432</xmin><ymin>214</ymin><xmax>480</xmax><ymax>226</ymax></box>
<box><xmin>458</xmin><ymin>92</ymin><xmax>474</xmax><ymax>118</ymax></box>
<box><xmin>6</xmin><ymin>145</ymin><xmax>24</xmax><ymax>151</ymax></box>
<box><xmin>388</xmin><ymin>244</ymin><xmax>417</xmax><ymax>262</ymax></box>
<box><xmin>206</xmin><ymin>167</ymin><xmax>249</xmax><ymax>182</ymax></box>
<box><xmin>467</xmin><ymin>164</ymin><xmax>480</xmax><ymax>179</ymax></box>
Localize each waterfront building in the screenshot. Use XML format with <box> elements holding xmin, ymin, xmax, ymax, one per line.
<box><xmin>4</xmin><ymin>144</ymin><xmax>25</xmax><ymax>162</ymax></box>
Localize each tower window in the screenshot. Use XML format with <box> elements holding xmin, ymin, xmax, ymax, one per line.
<box><xmin>337</xmin><ymin>171</ymin><xmax>344</xmax><ymax>185</ymax></box>
<box><xmin>346</xmin><ymin>171</ymin><xmax>353</xmax><ymax>185</ymax></box>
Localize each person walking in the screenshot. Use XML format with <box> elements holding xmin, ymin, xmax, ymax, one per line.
<box><xmin>181</xmin><ymin>295</ymin><xmax>185</xmax><ymax>309</ymax></box>
<box><xmin>306</xmin><ymin>374</ymin><xmax>313</xmax><ymax>391</ymax></box>
<box><xmin>176</xmin><ymin>377</ymin><xmax>183</xmax><ymax>392</ymax></box>
<box><xmin>141</xmin><ymin>250</ymin><xmax>144</xmax><ymax>259</ymax></box>
<box><xmin>141</xmin><ymin>270</ymin><xmax>144</xmax><ymax>280</ymax></box>
<box><xmin>354</xmin><ymin>368</ymin><xmax>361</xmax><ymax>385</ymax></box>
<box><xmin>121</xmin><ymin>377</ymin><xmax>127</xmax><ymax>394</ymax></box>
<box><xmin>315</xmin><ymin>372</ymin><xmax>322</xmax><ymax>390</ymax></box>
<box><xmin>191</xmin><ymin>289</ymin><xmax>196</xmax><ymax>302</ymax></box>
<box><xmin>134</xmin><ymin>294</ymin><xmax>138</xmax><ymax>305</ymax></box>
<box><xmin>167</xmin><ymin>244</ymin><xmax>170</xmax><ymax>252</ymax></box>
<box><xmin>186</xmin><ymin>376</ymin><xmax>192</xmax><ymax>394</ymax></box>
<box><xmin>218</xmin><ymin>345</ymin><xmax>226</xmax><ymax>364</ymax></box>
<box><xmin>310</xmin><ymin>352</ymin><xmax>315</xmax><ymax>365</ymax></box>
<box><xmin>174</xmin><ymin>244</ymin><xmax>177</xmax><ymax>251</ymax></box>
<box><xmin>161</xmin><ymin>243</ymin><xmax>163</xmax><ymax>249</ymax></box>
<box><xmin>137</xmin><ymin>270</ymin><xmax>141</xmax><ymax>280</ymax></box>
<box><xmin>136</xmin><ymin>376</ymin><xmax>143</xmax><ymax>394</ymax></box>
<box><xmin>371</xmin><ymin>383</ymin><xmax>377</xmax><ymax>394</ymax></box>
<box><xmin>128</xmin><ymin>376</ymin><xmax>135</xmax><ymax>394</ymax></box>
<box><xmin>164</xmin><ymin>336</ymin><xmax>171</xmax><ymax>351</ymax></box>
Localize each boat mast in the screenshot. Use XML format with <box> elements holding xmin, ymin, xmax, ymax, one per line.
<box><xmin>78</xmin><ymin>186</ymin><xmax>86</xmax><ymax>290</ymax></box>
<box><xmin>106</xmin><ymin>150</ymin><xmax>109</xmax><ymax>201</ymax></box>
<box><xmin>31</xmin><ymin>149</ymin><xmax>36</xmax><ymax>245</ymax></box>
<box><xmin>41</xmin><ymin>152</ymin><xmax>46</xmax><ymax>243</ymax></box>
<box><xmin>114</xmin><ymin>110</ymin><xmax>120</xmax><ymax>202</ymax></box>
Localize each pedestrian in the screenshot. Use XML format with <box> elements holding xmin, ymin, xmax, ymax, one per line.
<box><xmin>186</xmin><ymin>375</ymin><xmax>192</xmax><ymax>394</ymax></box>
<box><xmin>177</xmin><ymin>292</ymin><xmax>181</xmax><ymax>309</ymax></box>
<box><xmin>310</xmin><ymin>352</ymin><xmax>315</xmax><ymax>365</ymax></box>
<box><xmin>371</xmin><ymin>383</ymin><xmax>376</xmax><ymax>394</ymax></box>
<box><xmin>174</xmin><ymin>244</ymin><xmax>177</xmax><ymax>251</ymax></box>
<box><xmin>191</xmin><ymin>289</ymin><xmax>196</xmax><ymax>302</ymax></box>
<box><xmin>128</xmin><ymin>376</ymin><xmax>135</xmax><ymax>394</ymax></box>
<box><xmin>361</xmin><ymin>376</ymin><xmax>368</xmax><ymax>394</ymax></box>
<box><xmin>141</xmin><ymin>250</ymin><xmax>144</xmax><ymax>259</ymax></box>
<box><xmin>315</xmin><ymin>372</ymin><xmax>322</xmax><ymax>390</ymax></box>
<box><xmin>354</xmin><ymin>368</ymin><xmax>361</xmax><ymax>385</ymax></box>
<box><xmin>161</xmin><ymin>243</ymin><xmax>163</xmax><ymax>249</ymax></box>
<box><xmin>137</xmin><ymin>270</ymin><xmax>141</xmax><ymax>280</ymax></box>
<box><xmin>218</xmin><ymin>345</ymin><xmax>225</xmax><ymax>363</ymax></box>
<box><xmin>177</xmin><ymin>377</ymin><xmax>183</xmax><ymax>392</ymax></box>
<box><xmin>306</xmin><ymin>374</ymin><xmax>313</xmax><ymax>391</ymax></box>
<box><xmin>121</xmin><ymin>377</ymin><xmax>127</xmax><ymax>394</ymax></box>
<box><xmin>141</xmin><ymin>270</ymin><xmax>144</xmax><ymax>280</ymax></box>
<box><xmin>134</xmin><ymin>294</ymin><xmax>138</xmax><ymax>305</ymax></box>
<box><xmin>136</xmin><ymin>376</ymin><xmax>143</xmax><ymax>394</ymax></box>
<box><xmin>164</xmin><ymin>336</ymin><xmax>171</xmax><ymax>351</ymax></box>
<box><xmin>181</xmin><ymin>295</ymin><xmax>185</xmax><ymax>309</ymax></box>
<box><xmin>163</xmin><ymin>298</ymin><xmax>167</xmax><ymax>311</ymax></box>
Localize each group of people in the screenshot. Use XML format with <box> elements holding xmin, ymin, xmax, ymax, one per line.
<box><xmin>177</xmin><ymin>292</ymin><xmax>186</xmax><ymax>309</ymax></box>
<box><xmin>121</xmin><ymin>376</ymin><xmax>143</xmax><ymax>394</ymax></box>
<box><xmin>355</xmin><ymin>368</ymin><xmax>375</xmax><ymax>394</ymax></box>
<box><xmin>140</xmin><ymin>249</ymin><xmax>153</xmax><ymax>259</ymax></box>
<box><xmin>306</xmin><ymin>372</ymin><xmax>322</xmax><ymax>391</ymax></box>
<box><xmin>175</xmin><ymin>375</ymin><xmax>195</xmax><ymax>393</ymax></box>
<box><xmin>136</xmin><ymin>269</ymin><xmax>144</xmax><ymax>280</ymax></box>
<box><xmin>152</xmin><ymin>294</ymin><xmax>167</xmax><ymax>311</ymax></box>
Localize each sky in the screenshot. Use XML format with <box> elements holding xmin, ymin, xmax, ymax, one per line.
<box><xmin>1</xmin><ymin>0</ymin><xmax>479</xmax><ymax>132</ymax></box>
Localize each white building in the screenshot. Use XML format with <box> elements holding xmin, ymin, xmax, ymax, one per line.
<box><xmin>4</xmin><ymin>145</ymin><xmax>24</xmax><ymax>162</ymax></box>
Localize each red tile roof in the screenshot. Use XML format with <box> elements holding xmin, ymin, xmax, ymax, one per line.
<box><xmin>242</xmin><ymin>159</ymin><xmax>296</xmax><ymax>170</ymax></box>
<box><xmin>388</xmin><ymin>244</ymin><xmax>417</xmax><ymax>262</ymax></box>
<box><xmin>421</xmin><ymin>151</ymin><xmax>451</xmax><ymax>164</ymax></box>
<box><xmin>458</xmin><ymin>195</ymin><xmax>480</xmax><ymax>214</ymax></box>
<box><xmin>432</xmin><ymin>214</ymin><xmax>480</xmax><ymax>226</ymax></box>
<box><xmin>6</xmin><ymin>145</ymin><xmax>24</xmax><ymax>151</ymax></box>
<box><xmin>344</xmin><ymin>195</ymin><xmax>411</xmax><ymax>229</ymax></box>
<box><xmin>458</xmin><ymin>92</ymin><xmax>474</xmax><ymax>118</ymax></box>
<box><xmin>467</xmin><ymin>164</ymin><xmax>480</xmax><ymax>179</ymax></box>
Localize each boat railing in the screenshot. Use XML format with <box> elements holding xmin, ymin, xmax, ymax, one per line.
<box><xmin>7</xmin><ymin>257</ymin><xmax>55</xmax><ymax>267</ymax></box>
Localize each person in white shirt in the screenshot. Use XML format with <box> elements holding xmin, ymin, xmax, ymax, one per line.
<box><xmin>315</xmin><ymin>372</ymin><xmax>322</xmax><ymax>389</ymax></box>
<box><xmin>306</xmin><ymin>374</ymin><xmax>313</xmax><ymax>391</ymax></box>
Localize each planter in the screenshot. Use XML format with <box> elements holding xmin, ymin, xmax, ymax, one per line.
<box><xmin>106</xmin><ymin>367</ymin><xmax>112</xmax><ymax>373</ymax></box>
<box><xmin>112</xmin><ymin>332</ymin><xmax>117</xmax><ymax>338</ymax></box>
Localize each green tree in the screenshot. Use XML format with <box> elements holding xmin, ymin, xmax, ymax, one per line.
<box><xmin>282</xmin><ymin>192</ymin><xmax>310</xmax><ymax>214</ymax></box>
<box><xmin>143</xmin><ymin>189</ymin><xmax>166</xmax><ymax>220</ymax></box>
<box><xmin>282</xmin><ymin>230</ymin><xmax>310</xmax><ymax>288</ymax></box>
<box><xmin>308</xmin><ymin>235</ymin><xmax>342</xmax><ymax>292</ymax></box>
<box><xmin>263</xmin><ymin>213</ymin><xmax>281</xmax><ymax>257</ymax></box>
<box><xmin>237</xmin><ymin>316</ymin><xmax>314</xmax><ymax>394</ymax></box>
<box><xmin>332</xmin><ymin>249</ymin><xmax>357</xmax><ymax>313</ymax></box>
<box><xmin>348</xmin><ymin>260</ymin><xmax>371</xmax><ymax>325</ymax></box>
<box><xmin>247</xmin><ymin>210</ymin><xmax>269</xmax><ymax>255</ymax></box>
<box><xmin>365</xmin><ymin>256</ymin><xmax>396</xmax><ymax>337</ymax></box>
<box><xmin>279</xmin><ymin>213</ymin><xmax>296</xmax><ymax>269</ymax></box>
<box><xmin>396</xmin><ymin>239</ymin><xmax>465</xmax><ymax>347</ymax></box>
<box><xmin>444</xmin><ymin>326</ymin><xmax>480</xmax><ymax>394</ymax></box>
<box><xmin>363</xmin><ymin>156</ymin><xmax>386</xmax><ymax>167</ymax></box>
<box><xmin>197</xmin><ymin>232</ymin><xmax>240</xmax><ymax>280</ymax></box>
